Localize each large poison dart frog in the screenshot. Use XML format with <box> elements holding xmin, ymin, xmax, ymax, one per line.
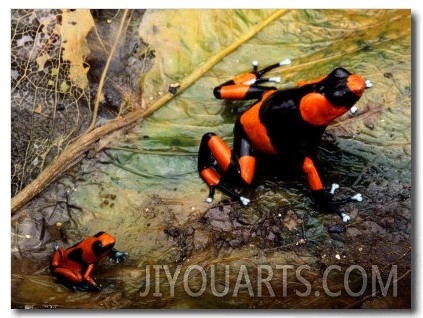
<box><xmin>198</xmin><ymin>59</ymin><xmax>372</xmax><ymax>222</ymax></box>
<box><xmin>51</xmin><ymin>231</ymin><xmax>128</xmax><ymax>291</ymax></box>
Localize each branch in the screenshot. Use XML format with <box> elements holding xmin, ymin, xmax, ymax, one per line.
<box><xmin>86</xmin><ymin>9</ymin><xmax>129</xmax><ymax>132</ymax></box>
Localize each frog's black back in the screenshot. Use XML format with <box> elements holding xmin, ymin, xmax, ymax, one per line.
<box><xmin>259</xmin><ymin>87</ymin><xmax>327</xmax><ymax>159</ymax></box>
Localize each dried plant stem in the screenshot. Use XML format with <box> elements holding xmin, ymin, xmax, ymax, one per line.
<box><xmin>86</xmin><ymin>9</ymin><xmax>129</xmax><ymax>132</ymax></box>
<box><xmin>11</xmin><ymin>9</ymin><xmax>289</xmax><ymax>214</ymax></box>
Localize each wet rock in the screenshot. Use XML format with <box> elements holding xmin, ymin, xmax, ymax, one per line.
<box><xmin>282</xmin><ymin>210</ymin><xmax>303</xmax><ymax>231</ymax></box>
<box><xmin>328</xmin><ymin>224</ymin><xmax>345</xmax><ymax>234</ymax></box>
<box><xmin>192</xmin><ymin>228</ymin><xmax>210</xmax><ymax>251</ymax></box>
<box><xmin>362</xmin><ymin>221</ymin><xmax>386</xmax><ymax>234</ymax></box>
<box><xmin>346</xmin><ymin>227</ymin><xmax>362</xmax><ymax>237</ymax></box>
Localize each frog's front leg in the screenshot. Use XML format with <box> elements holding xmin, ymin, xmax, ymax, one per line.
<box><xmin>198</xmin><ymin>133</ymin><xmax>256</xmax><ymax>206</ymax></box>
<box><xmin>82</xmin><ymin>263</ymin><xmax>102</xmax><ymax>290</ymax></box>
<box><xmin>302</xmin><ymin>156</ymin><xmax>362</xmax><ymax>222</ymax></box>
<box><xmin>108</xmin><ymin>248</ymin><xmax>129</xmax><ymax>263</ymax></box>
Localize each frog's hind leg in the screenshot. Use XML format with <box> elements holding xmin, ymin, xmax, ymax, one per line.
<box><xmin>198</xmin><ymin>132</ymin><xmax>253</xmax><ymax>205</ymax></box>
<box><xmin>53</xmin><ymin>268</ymin><xmax>91</xmax><ymax>291</ymax></box>
<box><xmin>213</xmin><ymin>59</ymin><xmax>291</xmax><ymax>100</ymax></box>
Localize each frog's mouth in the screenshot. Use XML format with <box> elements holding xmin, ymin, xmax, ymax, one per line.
<box><xmin>105</xmin><ymin>242</ymin><xmax>115</xmax><ymax>250</ymax></box>
<box><xmin>350</xmin><ymin>79</ymin><xmax>372</xmax><ymax>115</ymax></box>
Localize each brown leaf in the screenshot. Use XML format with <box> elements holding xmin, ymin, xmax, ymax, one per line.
<box><xmin>326</xmin><ymin>102</ymin><xmax>384</xmax><ymax>138</ymax></box>
<box><xmin>58</xmin><ymin>9</ymin><xmax>94</xmax><ymax>90</ymax></box>
<box><xmin>33</xmin><ymin>105</ymin><xmax>42</xmax><ymax>114</ymax></box>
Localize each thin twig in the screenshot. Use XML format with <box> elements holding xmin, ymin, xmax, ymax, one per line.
<box><xmin>86</xmin><ymin>9</ymin><xmax>129</xmax><ymax>132</ymax></box>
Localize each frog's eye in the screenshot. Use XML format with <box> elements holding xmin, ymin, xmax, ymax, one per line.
<box><xmin>92</xmin><ymin>240</ymin><xmax>115</xmax><ymax>257</ymax></box>
<box><xmin>331</xmin><ymin>67</ymin><xmax>351</xmax><ymax>80</ymax></box>
<box><xmin>328</xmin><ymin>85</ymin><xmax>360</xmax><ymax>108</ymax></box>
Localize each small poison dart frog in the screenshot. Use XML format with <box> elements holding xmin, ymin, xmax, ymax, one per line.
<box><xmin>198</xmin><ymin>59</ymin><xmax>372</xmax><ymax>222</ymax></box>
<box><xmin>51</xmin><ymin>231</ymin><xmax>128</xmax><ymax>291</ymax></box>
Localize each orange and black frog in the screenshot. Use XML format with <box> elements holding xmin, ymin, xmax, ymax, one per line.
<box><xmin>51</xmin><ymin>231</ymin><xmax>128</xmax><ymax>291</ymax></box>
<box><xmin>198</xmin><ymin>59</ymin><xmax>372</xmax><ymax>222</ymax></box>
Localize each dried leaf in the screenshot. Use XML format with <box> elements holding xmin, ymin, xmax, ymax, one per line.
<box><xmin>33</xmin><ymin>105</ymin><xmax>42</xmax><ymax>114</ymax></box>
<box><xmin>326</xmin><ymin>103</ymin><xmax>384</xmax><ymax>138</ymax></box>
<box><xmin>361</xmin><ymin>103</ymin><xmax>384</xmax><ymax>130</ymax></box>
<box><xmin>138</xmin><ymin>9</ymin><xmax>277</xmax><ymax>100</ymax></box>
<box><xmin>35</xmin><ymin>52</ymin><xmax>50</xmax><ymax>71</ymax></box>
<box><xmin>59</xmin><ymin>9</ymin><xmax>94</xmax><ymax>90</ymax></box>
<box><xmin>60</xmin><ymin>80</ymin><xmax>70</xmax><ymax>93</ymax></box>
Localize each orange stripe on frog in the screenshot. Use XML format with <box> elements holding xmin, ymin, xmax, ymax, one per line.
<box><xmin>347</xmin><ymin>74</ymin><xmax>366</xmax><ymax>97</ymax></box>
<box><xmin>238</xmin><ymin>155</ymin><xmax>256</xmax><ymax>185</ymax></box>
<box><xmin>299</xmin><ymin>92</ymin><xmax>348</xmax><ymax>126</ymax></box>
<box><xmin>207</xmin><ymin>135</ymin><xmax>232</xmax><ymax>172</ymax></box>
<box><xmin>233</xmin><ymin>72</ymin><xmax>257</xmax><ymax>85</ymax></box>
<box><xmin>219</xmin><ymin>85</ymin><xmax>252</xmax><ymax>100</ymax></box>
<box><xmin>200</xmin><ymin>168</ymin><xmax>221</xmax><ymax>186</ymax></box>
<box><xmin>240</xmin><ymin>91</ymin><xmax>278</xmax><ymax>155</ymax></box>
<box><xmin>302</xmin><ymin>156</ymin><xmax>323</xmax><ymax>191</ymax></box>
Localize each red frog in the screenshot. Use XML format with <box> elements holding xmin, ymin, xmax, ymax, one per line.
<box><xmin>198</xmin><ymin>59</ymin><xmax>372</xmax><ymax>222</ymax></box>
<box><xmin>51</xmin><ymin>231</ymin><xmax>128</xmax><ymax>291</ymax></box>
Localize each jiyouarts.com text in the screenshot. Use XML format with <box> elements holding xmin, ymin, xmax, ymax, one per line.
<box><xmin>138</xmin><ymin>264</ymin><xmax>398</xmax><ymax>298</ymax></box>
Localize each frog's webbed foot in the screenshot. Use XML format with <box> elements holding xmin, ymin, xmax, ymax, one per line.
<box><xmin>109</xmin><ymin>248</ymin><xmax>129</xmax><ymax>263</ymax></box>
<box><xmin>206</xmin><ymin>184</ymin><xmax>250</xmax><ymax>206</ymax></box>
<box><xmin>250</xmin><ymin>59</ymin><xmax>291</xmax><ymax>84</ymax></box>
<box><xmin>77</xmin><ymin>282</ymin><xmax>103</xmax><ymax>291</ymax></box>
<box><xmin>55</xmin><ymin>276</ymin><xmax>100</xmax><ymax>292</ymax></box>
<box><xmin>314</xmin><ymin>183</ymin><xmax>362</xmax><ymax>223</ymax></box>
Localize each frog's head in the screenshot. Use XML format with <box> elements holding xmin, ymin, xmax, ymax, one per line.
<box><xmin>92</xmin><ymin>231</ymin><xmax>116</xmax><ymax>258</ymax></box>
<box><xmin>324</xmin><ymin>67</ymin><xmax>371</xmax><ymax>109</ymax></box>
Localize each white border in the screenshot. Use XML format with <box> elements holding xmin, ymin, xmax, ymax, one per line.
<box><xmin>4</xmin><ymin>0</ymin><xmax>419</xmax><ymax>9</ymax></box>
<box><xmin>4</xmin><ymin>1</ymin><xmax>419</xmax><ymax>317</ymax></box>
